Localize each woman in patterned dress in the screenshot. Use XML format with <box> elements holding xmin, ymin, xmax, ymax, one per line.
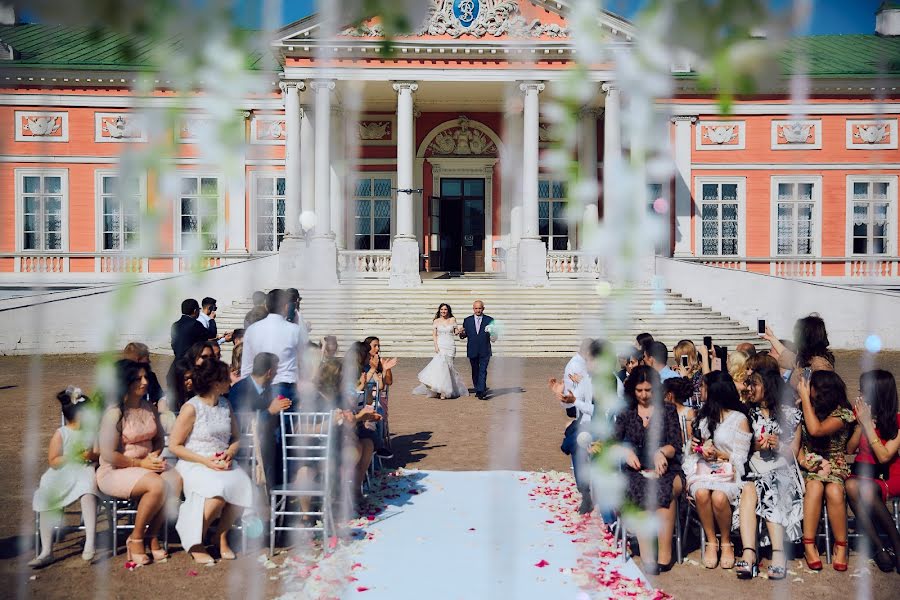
<box><xmin>798</xmin><ymin>370</ymin><xmax>856</xmax><ymax>571</ymax></box>
<box><xmin>733</xmin><ymin>368</ymin><xmax>804</xmax><ymax>580</ymax></box>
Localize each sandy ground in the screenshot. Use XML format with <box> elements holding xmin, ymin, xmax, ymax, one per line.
<box><xmin>0</xmin><ymin>351</ymin><xmax>898</xmax><ymax>599</ymax></box>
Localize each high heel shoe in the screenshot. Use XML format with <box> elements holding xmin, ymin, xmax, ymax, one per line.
<box><xmin>766</xmin><ymin>549</ymin><xmax>787</xmax><ymax>580</ymax></box>
<box><xmin>150</xmin><ymin>548</ymin><xmax>169</xmax><ymax>561</ymax></box>
<box><xmin>702</xmin><ymin>539</ymin><xmax>719</xmax><ymax>569</ymax></box>
<box><xmin>735</xmin><ymin>549</ymin><xmax>758</xmax><ymax>579</ymax></box>
<box><xmin>833</xmin><ymin>540</ymin><xmax>849</xmax><ymax>572</ymax></box>
<box><xmin>720</xmin><ymin>542</ymin><xmax>736</xmax><ymax>569</ymax></box>
<box><xmin>190</xmin><ymin>551</ymin><xmax>216</xmax><ymax>565</ymax></box>
<box><xmin>802</xmin><ymin>538</ymin><xmax>823</xmax><ymax>571</ymax></box>
<box><xmin>126</xmin><ymin>537</ymin><xmax>150</xmax><ymax>567</ymax></box>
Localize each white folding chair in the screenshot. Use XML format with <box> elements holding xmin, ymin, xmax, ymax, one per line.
<box><xmin>232</xmin><ymin>411</ymin><xmax>260</xmax><ymax>552</ymax></box>
<box><xmin>269</xmin><ymin>411</ymin><xmax>334</xmax><ymax>555</ymax></box>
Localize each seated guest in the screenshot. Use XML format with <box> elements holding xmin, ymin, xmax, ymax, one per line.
<box><xmin>662</xmin><ymin>376</ymin><xmax>695</xmax><ymax>441</ymax></box>
<box><xmin>230</xmin><ymin>343</ymin><xmax>243</xmax><ymax>384</ymax></box>
<box><xmin>733</xmin><ymin>368</ymin><xmax>803</xmax><ymax>580</ymax></box>
<box><xmin>735</xmin><ymin>342</ymin><xmax>757</xmax><ymax>357</ymax></box>
<box><xmin>97</xmin><ymin>360</ymin><xmax>182</xmax><ymax>566</ymax></box>
<box><xmin>315</xmin><ymin>336</ymin><xmax>343</xmax><ymax>404</ymax></box>
<box><xmin>613</xmin><ymin>365</ymin><xmax>684</xmax><ymax>573</ymax></box>
<box><xmin>187</xmin><ymin>340</ymin><xmax>220</xmax><ymax>366</ymax></box>
<box><xmin>763</xmin><ymin>315</ymin><xmax>835</xmax><ymax>392</ymax></box>
<box><xmin>673</xmin><ymin>340</ymin><xmax>703</xmax><ymax>405</ymax></box>
<box><xmin>229</xmin><ymin>353</ymin><xmax>288</xmax><ymax>488</ymax></box>
<box><xmin>727</xmin><ymin>350</ymin><xmax>750</xmax><ymax>400</ymax></box>
<box><xmin>123</xmin><ymin>342</ymin><xmax>165</xmax><ymax>405</ymax></box>
<box><xmin>846</xmin><ymin>370</ymin><xmax>900</xmax><ymax>573</ymax></box>
<box><xmin>643</xmin><ymin>341</ymin><xmax>679</xmax><ymax>381</ymax></box>
<box><xmin>744</xmin><ymin>352</ymin><xmax>780</xmax><ymax>379</ymax></box>
<box><xmin>685</xmin><ymin>371</ymin><xmax>752</xmax><ymax>570</ymax></box>
<box><xmin>361</xmin><ymin>336</ymin><xmax>398</xmax><ymax>460</ymax></box>
<box><xmin>797</xmin><ymin>371</ymin><xmax>855</xmax><ymax>571</ymax></box>
<box><xmin>232</xmin><ymin>328</ymin><xmax>245</xmax><ymax>348</ymax></box>
<box><xmin>169</xmin><ymin>359</ymin><xmax>254</xmax><ymax>564</ymax></box>
<box><xmin>550</xmin><ymin>338</ymin><xmax>603</xmax><ymax>514</ymax></box>
<box><xmin>169</xmin><ymin>358</ymin><xmax>195</xmax><ymax>413</ymax></box>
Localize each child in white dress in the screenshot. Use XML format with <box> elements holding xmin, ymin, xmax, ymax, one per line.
<box><xmin>30</xmin><ymin>387</ymin><xmax>99</xmax><ymax>568</ymax></box>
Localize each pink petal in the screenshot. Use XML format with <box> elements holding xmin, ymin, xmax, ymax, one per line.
<box><xmin>328</xmin><ymin>536</ymin><xmax>338</xmax><ymax>549</ymax></box>
<box><xmin>187</xmin><ymin>569</ymin><xmax>198</xmax><ymax>576</ymax></box>
<box><xmin>535</xmin><ymin>559</ymin><xmax>550</xmax><ymax>568</ymax></box>
<box><xmin>356</xmin><ymin>586</ymin><xmax>370</xmax><ymax>592</ymax></box>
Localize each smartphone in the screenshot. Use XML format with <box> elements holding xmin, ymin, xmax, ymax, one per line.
<box><xmin>802</xmin><ymin>367</ymin><xmax>812</xmax><ymax>382</ymax></box>
<box><xmin>703</xmin><ymin>336</ymin><xmax>712</xmax><ymax>351</ymax></box>
<box><xmin>757</xmin><ymin>319</ymin><xmax>766</xmax><ymax>336</ymax></box>
<box><xmin>681</xmin><ymin>355</ymin><xmax>689</xmax><ymax>368</ymax></box>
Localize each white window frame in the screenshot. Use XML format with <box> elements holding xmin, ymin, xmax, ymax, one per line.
<box><xmin>14</xmin><ymin>168</ymin><xmax>69</xmax><ymax>252</ymax></box>
<box><xmin>694</xmin><ymin>176</ymin><xmax>746</xmax><ymax>258</ymax></box>
<box><xmin>538</xmin><ymin>178</ymin><xmax>573</xmax><ymax>252</ymax></box>
<box><xmin>94</xmin><ymin>170</ymin><xmax>147</xmax><ymax>252</ymax></box>
<box><xmin>174</xmin><ymin>172</ymin><xmax>225</xmax><ymax>252</ymax></box>
<box><xmin>352</xmin><ymin>173</ymin><xmax>396</xmax><ymax>251</ymax></box>
<box><xmin>845</xmin><ymin>175</ymin><xmax>898</xmax><ymax>257</ymax></box>
<box><xmin>249</xmin><ymin>171</ymin><xmax>286</xmax><ymax>253</ymax></box>
<box><xmin>769</xmin><ymin>175</ymin><xmax>822</xmax><ymax>258</ymax></box>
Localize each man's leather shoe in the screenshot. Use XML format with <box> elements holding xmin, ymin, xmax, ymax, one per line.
<box><xmin>475</xmin><ymin>392</ymin><xmax>484</xmax><ymax>399</ymax></box>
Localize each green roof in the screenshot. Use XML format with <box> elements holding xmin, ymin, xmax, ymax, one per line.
<box><xmin>0</xmin><ymin>23</ymin><xmax>273</xmax><ymax>72</ymax></box>
<box><xmin>0</xmin><ymin>24</ymin><xmax>898</xmax><ymax>79</ymax></box>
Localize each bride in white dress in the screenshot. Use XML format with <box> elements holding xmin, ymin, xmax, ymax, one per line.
<box><xmin>414</xmin><ymin>303</ymin><xmax>470</xmax><ymax>399</ymax></box>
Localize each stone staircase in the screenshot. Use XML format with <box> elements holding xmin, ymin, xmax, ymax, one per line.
<box><xmin>215</xmin><ymin>278</ymin><xmax>766</xmax><ymax>358</ymax></box>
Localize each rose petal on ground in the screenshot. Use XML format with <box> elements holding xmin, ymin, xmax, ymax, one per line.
<box><xmin>535</xmin><ymin>559</ymin><xmax>550</xmax><ymax>568</ymax></box>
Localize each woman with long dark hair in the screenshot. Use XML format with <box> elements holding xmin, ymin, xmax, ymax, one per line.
<box><xmin>613</xmin><ymin>365</ymin><xmax>684</xmax><ymax>573</ymax></box>
<box><xmin>96</xmin><ymin>359</ymin><xmax>182</xmax><ymax>566</ymax></box>
<box><xmin>762</xmin><ymin>314</ymin><xmax>835</xmax><ymax>391</ymax></box>
<box><xmin>797</xmin><ymin>370</ymin><xmax>855</xmax><ymax>571</ymax></box>
<box><xmin>733</xmin><ymin>368</ymin><xmax>803</xmax><ymax>580</ymax></box>
<box><xmin>684</xmin><ymin>370</ymin><xmax>752</xmax><ymax>570</ymax></box>
<box><xmin>846</xmin><ymin>369</ymin><xmax>900</xmax><ymax>573</ymax></box>
<box><xmin>414</xmin><ymin>303</ymin><xmax>468</xmax><ymax>399</ymax></box>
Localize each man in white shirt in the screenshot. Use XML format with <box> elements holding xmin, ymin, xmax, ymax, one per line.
<box><xmin>241</xmin><ymin>288</ymin><xmax>308</xmax><ymax>403</ymax></box>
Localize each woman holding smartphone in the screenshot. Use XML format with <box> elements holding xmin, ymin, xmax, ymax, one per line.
<box><xmin>762</xmin><ymin>314</ymin><xmax>835</xmax><ymax>392</ymax></box>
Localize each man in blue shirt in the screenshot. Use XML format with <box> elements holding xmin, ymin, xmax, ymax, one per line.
<box><xmin>644</xmin><ymin>340</ymin><xmax>679</xmax><ymax>381</ymax></box>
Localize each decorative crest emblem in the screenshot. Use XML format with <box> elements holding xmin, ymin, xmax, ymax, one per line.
<box><xmin>453</xmin><ymin>0</ymin><xmax>480</xmax><ymax>28</ymax></box>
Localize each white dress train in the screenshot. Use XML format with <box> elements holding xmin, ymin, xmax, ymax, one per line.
<box><xmin>414</xmin><ymin>324</ymin><xmax>470</xmax><ymax>399</ymax></box>
<box><xmin>175</xmin><ymin>396</ymin><xmax>254</xmax><ymax>551</ymax></box>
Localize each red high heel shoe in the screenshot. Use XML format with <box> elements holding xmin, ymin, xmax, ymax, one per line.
<box><xmin>802</xmin><ymin>538</ymin><xmax>823</xmax><ymax>571</ymax></box>
<box><xmin>833</xmin><ymin>540</ymin><xmax>849</xmax><ymax>572</ymax></box>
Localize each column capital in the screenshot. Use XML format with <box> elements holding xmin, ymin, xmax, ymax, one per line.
<box><xmin>670</xmin><ymin>115</ymin><xmax>698</xmax><ymax>124</ymax></box>
<box><xmin>519</xmin><ymin>81</ymin><xmax>545</xmax><ymax>94</ymax></box>
<box><xmin>238</xmin><ymin>110</ymin><xmax>251</xmax><ymax>120</ymax></box>
<box><xmin>309</xmin><ymin>79</ymin><xmax>336</xmax><ymax>92</ymax></box>
<box><xmin>600</xmin><ymin>82</ymin><xmax>618</xmax><ymax>94</ymax></box>
<box><xmin>278</xmin><ymin>80</ymin><xmax>306</xmax><ymax>93</ymax></box>
<box><xmin>392</xmin><ymin>81</ymin><xmax>419</xmax><ymax>93</ymax></box>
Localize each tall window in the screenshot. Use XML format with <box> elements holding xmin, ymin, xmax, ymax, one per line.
<box><xmin>20</xmin><ymin>171</ymin><xmax>65</xmax><ymax>251</ymax></box>
<box><xmin>699</xmin><ymin>181</ymin><xmax>740</xmax><ymax>256</ymax></box>
<box><xmin>539</xmin><ymin>179</ymin><xmax>569</xmax><ymax>251</ymax></box>
<box><xmin>354</xmin><ymin>176</ymin><xmax>392</xmax><ymax>250</ymax></box>
<box><xmin>851</xmin><ymin>180</ymin><xmax>892</xmax><ymax>255</ymax></box>
<box><xmin>775</xmin><ymin>181</ymin><xmax>816</xmax><ymax>256</ymax></box>
<box><xmin>99</xmin><ymin>174</ymin><xmax>142</xmax><ymax>251</ymax></box>
<box><xmin>180</xmin><ymin>176</ymin><xmax>219</xmax><ymax>251</ymax></box>
<box><xmin>255</xmin><ymin>176</ymin><xmax>286</xmax><ymax>252</ymax></box>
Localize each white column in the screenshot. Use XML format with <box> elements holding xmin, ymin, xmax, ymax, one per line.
<box><xmin>578</xmin><ymin>107</ymin><xmax>599</xmax><ymax>248</ymax></box>
<box><xmin>226</xmin><ymin>111</ymin><xmax>249</xmax><ymax>252</ymax></box>
<box><xmin>299</xmin><ymin>105</ymin><xmax>315</xmax><ymax>219</ymax></box>
<box><xmin>280</xmin><ymin>81</ymin><xmax>303</xmax><ymax>236</ymax></box>
<box><xmin>330</xmin><ymin>107</ymin><xmax>345</xmax><ymax>249</ymax></box>
<box><xmin>601</xmin><ymin>83</ymin><xmax>621</xmax><ymax>205</ymax></box>
<box><xmin>502</xmin><ymin>105</ymin><xmax>523</xmax><ymax>278</ymax></box>
<box><xmin>516</xmin><ymin>81</ymin><xmax>548</xmax><ymax>285</ymax></box>
<box><xmin>389</xmin><ymin>81</ymin><xmax>422</xmax><ymax>288</ymax></box>
<box><xmin>672</xmin><ymin>116</ymin><xmax>697</xmax><ymax>257</ymax></box>
<box><xmin>311</xmin><ymin>80</ymin><xmax>335</xmax><ymax>238</ymax></box>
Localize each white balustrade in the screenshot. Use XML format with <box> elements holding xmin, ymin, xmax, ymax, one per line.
<box><xmin>338</xmin><ymin>250</ymin><xmax>392</xmax><ymax>278</ymax></box>
<box><xmin>546</xmin><ymin>252</ymin><xmax>603</xmax><ymax>278</ymax></box>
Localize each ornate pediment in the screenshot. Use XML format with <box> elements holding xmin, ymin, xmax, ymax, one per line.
<box><xmin>427</xmin><ymin>116</ymin><xmax>498</xmax><ymax>156</ymax></box>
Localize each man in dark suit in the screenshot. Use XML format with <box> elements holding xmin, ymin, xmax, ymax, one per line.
<box><xmin>458</xmin><ymin>299</ymin><xmax>496</xmax><ymax>399</ymax></box>
<box><xmin>167</xmin><ymin>298</ymin><xmax>211</xmax><ymax>391</ymax></box>
<box><xmin>228</xmin><ymin>352</ymin><xmax>290</xmax><ymax>488</ymax></box>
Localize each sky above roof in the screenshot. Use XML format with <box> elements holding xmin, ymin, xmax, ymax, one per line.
<box><xmin>261</xmin><ymin>0</ymin><xmax>885</xmax><ymax>35</ymax></box>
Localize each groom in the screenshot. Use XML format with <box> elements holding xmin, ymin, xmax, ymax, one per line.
<box><xmin>458</xmin><ymin>300</ymin><xmax>495</xmax><ymax>399</ymax></box>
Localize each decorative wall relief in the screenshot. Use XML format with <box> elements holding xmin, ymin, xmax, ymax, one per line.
<box><xmin>847</xmin><ymin>119</ymin><xmax>897</xmax><ymax>149</ymax></box>
<box><xmin>427</xmin><ymin>116</ymin><xmax>498</xmax><ymax>156</ymax></box>
<box><xmin>357</xmin><ymin>116</ymin><xmax>396</xmax><ymax>145</ymax></box>
<box><xmin>95</xmin><ymin>113</ymin><xmax>147</xmax><ymax>142</ymax></box>
<box><xmin>771</xmin><ymin>119</ymin><xmax>821</xmax><ymax>150</ymax></box>
<box><xmin>15</xmin><ymin>111</ymin><xmax>69</xmax><ymax>142</ymax></box>
<box><xmin>696</xmin><ymin>120</ymin><xmax>745</xmax><ymax>150</ymax></box>
<box><xmin>178</xmin><ymin>117</ymin><xmax>213</xmax><ymax>144</ymax></box>
<box><xmin>250</xmin><ymin>115</ymin><xmax>286</xmax><ymax>145</ymax></box>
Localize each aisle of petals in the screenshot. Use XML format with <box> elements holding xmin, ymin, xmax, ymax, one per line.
<box><xmin>275</xmin><ymin>468</ymin><xmax>424</xmax><ymax>599</ymax></box>
<box><xmin>523</xmin><ymin>471</ymin><xmax>673</xmax><ymax>600</ymax></box>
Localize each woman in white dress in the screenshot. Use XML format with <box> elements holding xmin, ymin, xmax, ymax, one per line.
<box><xmin>170</xmin><ymin>359</ymin><xmax>254</xmax><ymax>564</ymax></box>
<box><xmin>414</xmin><ymin>303</ymin><xmax>469</xmax><ymax>399</ymax></box>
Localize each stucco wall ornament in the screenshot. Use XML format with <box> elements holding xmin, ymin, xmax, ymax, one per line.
<box><xmin>358</xmin><ymin>121</ymin><xmax>391</xmax><ymax>140</ymax></box>
<box><xmin>778</xmin><ymin>121</ymin><xmax>813</xmax><ymax>144</ymax></box>
<box><xmin>25</xmin><ymin>115</ymin><xmax>61</xmax><ymax>136</ymax></box>
<box><xmin>104</xmin><ymin>115</ymin><xmax>142</xmax><ymax>139</ymax></box>
<box><xmin>429</xmin><ymin>116</ymin><xmax>497</xmax><ymax>156</ymax></box>
<box><xmin>341</xmin><ymin>0</ymin><xmax>569</xmax><ymax>39</ymax></box>
<box><xmin>855</xmin><ymin>123</ymin><xmax>889</xmax><ymax>144</ymax></box>
<box><xmin>703</xmin><ymin>125</ymin><xmax>736</xmax><ymax>145</ymax></box>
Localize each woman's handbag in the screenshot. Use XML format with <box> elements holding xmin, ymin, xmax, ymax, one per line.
<box><xmin>749</xmin><ymin>450</ymin><xmax>788</xmax><ymax>476</ymax></box>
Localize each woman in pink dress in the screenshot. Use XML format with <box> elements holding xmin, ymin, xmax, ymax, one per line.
<box><xmin>97</xmin><ymin>360</ymin><xmax>182</xmax><ymax>566</ymax></box>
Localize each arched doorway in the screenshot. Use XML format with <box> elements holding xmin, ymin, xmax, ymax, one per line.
<box><xmin>417</xmin><ymin>116</ymin><xmax>502</xmax><ymax>273</ymax></box>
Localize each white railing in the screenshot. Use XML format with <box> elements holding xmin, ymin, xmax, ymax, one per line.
<box><xmin>677</xmin><ymin>256</ymin><xmax>900</xmax><ymax>279</ymax></box>
<box><xmin>546</xmin><ymin>252</ymin><xmax>603</xmax><ymax>278</ymax></box>
<box><xmin>1</xmin><ymin>252</ymin><xmax>271</xmax><ymax>275</ymax></box>
<box><xmin>338</xmin><ymin>250</ymin><xmax>392</xmax><ymax>278</ymax></box>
